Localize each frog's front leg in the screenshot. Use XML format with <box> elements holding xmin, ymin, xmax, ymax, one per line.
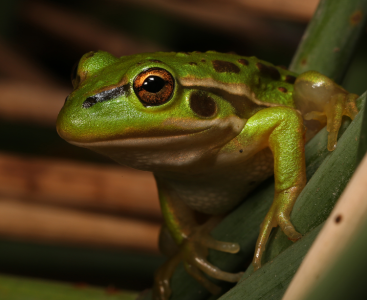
<box><xmin>153</xmin><ymin>180</ymin><xmax>243</xmax><ymax>300</ymax></box>
<box><xmin>242</xmin><ymin>107</ymin><xmax>307</xmax><ymax>270</ymax></box>
<box><xmin>294</xmin><ymin>70</ymin><xmax>359</xmax><ymax>151</ymax></box>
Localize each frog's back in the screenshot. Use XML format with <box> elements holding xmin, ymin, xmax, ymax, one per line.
<box><xmin>126</xmin><ymin>51</ymin><xmax>299</xmax><ymax>108</ymax></box>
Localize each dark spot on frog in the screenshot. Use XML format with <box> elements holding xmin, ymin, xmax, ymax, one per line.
<box><xmin>278</xmin><ymin>87</ymin><xmax>287</xmax><ymax>93</ymax></box>
<box><xmin>350</xmin><ymin>10</ymin><xmax>362</xmax><ymax>25</ymax></box>
<box><xmin>285</xmin><ymin>75</ymin><xmax>296</xmax><ymax>84</ymax></box>
<box><xmin>212</xmin><ymin>60</ymin><xmax>240</xmax><ymax>73</ymax></box>
<box><xmin>190</xmin><ymin>92</ymin><xmax>217</xmax><ymax>118</ymax></box>
<box><xmin>136</xmin><ymin>61</ymin><xmax>144</xmax><ymax>65</ymax></box>
<box><xmin>238</xmin><ymin>59</ymin><xmax>249</xmax><ymax>66</ymax></box>
<box><xmin>256</xmin><ymin>62</ymin><xmax>280</xmax><ymax>80</ymax></box>
<box><xmin>239</xmin><ymin>149</ymin><xmax>243</xmax><ymax>153</ymax></box>
<box><xmin>188</xmin><ymin>62</ymin><xmax>197</xmax><ymax>66</ymax></box>
<box><xmin>301</xmin><ymin>58</ymin><xmax>307</xmax><ymax>66</ymax></box>
<box><xmin>201</xmin><ymin>59</ymin><xmax>206</xmax><ymax>63</ymax></box>
<box><xmin>335</xmin><ymin>214</ymin><xmax>342</xmax><ymax>223</ymax></box>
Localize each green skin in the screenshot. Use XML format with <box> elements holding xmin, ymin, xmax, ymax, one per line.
<box><xmin>57</xmin><ymin>50</ymin><xmax>359</xmax><ymax>300</ymax></box>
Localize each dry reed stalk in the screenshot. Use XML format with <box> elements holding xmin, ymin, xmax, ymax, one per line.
<box><xmin>0</xmin><ymin>80</ymin><xmax>69</xmax><ymax>125</ymax></box>
<box><xmin>0</xmin><ymin>199</ymin><xmax>160</xmax><ymax>253</ymax></box>
<box><xmin>0</xmin><ymin>152</ymin><xmax>161</xmax><ymax>220</ymax></box>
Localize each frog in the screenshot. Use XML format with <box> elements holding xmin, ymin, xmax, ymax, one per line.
<box><xmin>56</xmin><ymin>50</ymin><xmax>359</xmax><ymax>300</ymax></box>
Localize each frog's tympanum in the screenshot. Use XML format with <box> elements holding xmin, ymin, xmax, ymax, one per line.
<box><xmin>57</xmin><ymin>51</ymin><xmax>359</xmax><ymax>299</ymax></box>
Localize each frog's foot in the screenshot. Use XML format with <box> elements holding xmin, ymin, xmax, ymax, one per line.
<box><xmin>304</xmin><ymin>92</ymin><xmax>359</xmax><ymax>151</ymax></box>
<box><xmin>184</xmin><ymin>219</ymin><xmax>243</xmax><ymax>285</ymax></box>
<box><xmin>253</xmin><ymin>200</ymin><xmax>302</xmax><ymax>271</ymax></box>
<box><xmin>153</xmin><ymin>218</ymin><xmax>243</xmax><ymax>300</ymax></box>
<box><xmin>294</xmin><ymin>71</ymin><xmax>359</xmax><ymax>151</ymax></box>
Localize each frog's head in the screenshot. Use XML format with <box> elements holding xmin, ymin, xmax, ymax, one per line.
<box><xmin>57</xmin><ymin>50</ymin><xmax>245</xmax><ymax>171</ymax></box>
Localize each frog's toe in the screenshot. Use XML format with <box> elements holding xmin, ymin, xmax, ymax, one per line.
<box><xmin>192</xmin><ymin>216</ymin><xmax>240</xmax><ymax>254</ymax></box>
<box><xmin>304</xmin><ymin>111</ymin><xmax>326</xmax><ymax>123</ymax></box>
<box><xmin>193</xmin><ymin>253</ymin><xmax>243</xmax><ymax>282</ymax></box>
<box><xmin>282</xmin><ymin>224</ymin><xmax>302</xmax><ymax>241</ymax></box>
<box><xmin>277</xmin><ymin>213</ymin><xmax>302</xmax><ymax>241</ymax></box>
<box><xmin>184</xmin><ymin>262</ymin><xmax>222</xmax><ymax>295</ymax></box>
<box><xmin>196</xmin><ymin>234</ymin><xmax>240</xmax><ymax>254</ymax></box>
<box><xmin>253</xmin><ymin>213</ymin><xmax>275</xmax><ymax>270</ymax></box>
<box><xmin>153</xmin><ymin>270</ymin><xmax>171</xmax><ymax>300</ymax></box>
<box><xmin>153</xmin><ymin>253</ymin><xmax>182</xmax><ymax>300</ymax></box>
<box><xmin>345</xmin><ymin>93</ymin><xmax>359</xmax><ymax>119</ymax></box>
<box><xmin>327</xmin><ymin>131</ymin><xmax>338</xmax><ymax>151</ymax></box>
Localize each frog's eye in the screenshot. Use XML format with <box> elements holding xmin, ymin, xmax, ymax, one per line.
<box><xmin>133</xmin><ymin>68</ymin><xmax>174</xmax><ymax>106</ymax></box>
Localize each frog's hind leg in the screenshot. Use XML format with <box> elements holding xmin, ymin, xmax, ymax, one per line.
<box><xmin>153</xmin><ymin>191</ymin><xmax>243</xmax><ymax>300</ymax></box>
<box><xmin>154</xmin><ymin>221</ymin><xmax>238</xmax><ymax>299</ymax></box>
<box><xmin>293</xmin><ymin>70</ymin><xmax>359</xmax><ymax>151</ymax></box>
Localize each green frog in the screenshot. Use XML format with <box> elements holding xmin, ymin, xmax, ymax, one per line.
<box><xmin>56</xmin><ymin>50</ymin><xmax>359</xmax><ymax>300</ymax></box>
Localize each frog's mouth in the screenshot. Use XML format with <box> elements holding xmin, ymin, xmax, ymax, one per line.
<box><xmin>64</xmin><ymin>115</ymin><xmax>245</xmax><ymax>149</ymax></box>
<box><xmin>61</xmin><ymin>116</ymin><xmax>245</xmax><ymax>170</ymax></box>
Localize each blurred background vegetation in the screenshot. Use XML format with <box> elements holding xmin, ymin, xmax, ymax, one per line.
<box><xmin>0</xmin><ymin>0</ymin><xmax>366</xmax><ymax>296</ymax></box>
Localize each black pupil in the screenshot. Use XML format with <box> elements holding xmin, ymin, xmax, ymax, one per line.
<box><xmin>142</xmin><ymin>76</ymin><xmax>165</xmax><ymax>93</ymax></box>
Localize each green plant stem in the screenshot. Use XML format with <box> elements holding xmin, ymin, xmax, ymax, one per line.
<box><xmin>289</xmin><ymin>0</ymin><xmax>367</xmax><ymax>83</ymax></box>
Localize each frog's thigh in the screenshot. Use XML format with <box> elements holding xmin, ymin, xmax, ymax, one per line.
<box><xmin>293</xmin><ymin>70</ymin><xmax>359</xmax><ymax>150</ymax></box>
